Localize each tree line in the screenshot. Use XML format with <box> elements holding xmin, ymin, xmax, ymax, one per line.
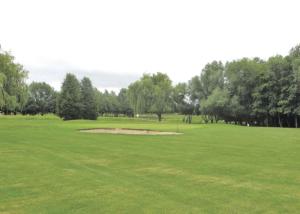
<box><xmin>1</xmin><ymin>44</ymin><xmax>300</xmax><ymax>127</ymax></box>
<box><xmin>188</xmin><ymin>46</ymin><xmax>300</xmax><ymax>127</ymax></box>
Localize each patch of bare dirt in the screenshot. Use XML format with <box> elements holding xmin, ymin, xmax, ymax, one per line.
<box><xmin>79</xmin><ymin>128</ymin><xmax>182</xmax><ymax>135</ymax></box>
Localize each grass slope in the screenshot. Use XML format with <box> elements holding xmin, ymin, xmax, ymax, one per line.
<box><xmin>0</xmin><ymin>116</ymin><xmax>300</xmax><ymax>213</ymax></box>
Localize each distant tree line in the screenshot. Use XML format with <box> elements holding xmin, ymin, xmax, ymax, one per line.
<box><xmin>1</xmin><ymin>44</ymin><xmax>300</xmax><ymax>127</ymax></box>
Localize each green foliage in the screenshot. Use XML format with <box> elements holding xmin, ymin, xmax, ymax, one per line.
<box><xmin>128</xmin><ymin>72</ymin><xmax>172</xmax><ymax>121</ymax></box>
<box><xmin>58</xmin><ymin>73</ymin><xmax>82</xmax><ymax>120</ymax></box>
<box><xmin>200</xmin><ymin>87</ymin><xmax>229</xmax><ymax>122</ymax></box>
<box><xmin>172</xmin><ymin>83</ymin><xmax>194</xmax><ymax>118</ymax></box>
<box><xmin>1</xmin><ymin>43</ymin><xmax>300</xmax><ymax>127</ymax></box>
<box><xmin>267</xmin><ymin>56</ymin><xmax>291</xmax><ymax>117</ymax></box>
<box><xmin>225</xmin><ymin>58</ymin><xmax>266</xmax><ymax>115</ymax></box>
<box><xmin>96</xmin><ymin>90</ymin><xmax>122</xmax><ymax>116</ymax></box>
<box><xmin>186</xmin><ymin>48</ymin><xmax>300</xmax><ymax>127</ymax></box>
<box><xmin>0</xmin><ymin>72</ymin><xmax>6</xmax><ymax>108</ymax></box>
<box><xmin>23</xmin><ymin>82</ymin><xmax>57</xmax><ymax>115</ymax></box>
<box><xmin>80</xmin><ymin>77</ymin><xmax>98</xmax><ymax>120</ymax></box>
<box><xmin>149</xmin><ymin>73</ymin><xmax>172</xmax><ymax>121</ymax></box>
<box><xmin>289</xmin><ymin>44</ymin><xmax>300</xmax><ymax>58</ymax></box>
<box><xmin>0</xmin><ymin>50</ymin><xmax>28</xmax><ymax>113</ymax></box>
<box><xmin>188</xmin><ymin>76</ymin><xmax>201</xmax><ymax>102</ymax></box>
<box><xmin>118</xmin><ymin>88</ymin><xmax>133</xmax><ymax>116</ymax></box>
<box><xmin>200</xmin><ymin>61</ymin><xmax>224</xmax><ymax>99</ymax></box>
<box><xmin>128</xmin><ymin>75</ymin><xmax>154</xmax><ymax>114</ymax></box>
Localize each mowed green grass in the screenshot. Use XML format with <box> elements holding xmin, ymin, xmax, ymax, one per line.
<box><xmin>0</xmin><ymin>116</ymin><xmax>300</xmax><ymax>213</ymax></box>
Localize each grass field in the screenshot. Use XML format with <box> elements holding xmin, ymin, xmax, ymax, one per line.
<box><xmin>0</xmin><ymin>115</ymin><xmax>300</xmax><ymax>213</ymax></box>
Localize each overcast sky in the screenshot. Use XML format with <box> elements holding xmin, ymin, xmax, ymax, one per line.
<box><xmin>1</xmin><ymin>0</ymin><xmax>300</xmax><ymax>92</ymax></box>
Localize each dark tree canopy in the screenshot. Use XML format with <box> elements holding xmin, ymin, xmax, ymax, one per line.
<box><xmin>58</xmin><ymin>73</ymin><xmax>82</xmax><ymax>120</ymax></box>
<box><xmin>118</xmin><ymin>88</ymin><xmax>133</xmax><ymax>117</ymax></box>
<box><xmin>23</xmin><ymin>82</ymin><xmax>57</xmax><ymax>115</ymax></box>
<box><xmin>80</xmin><ymin>77</ymin><xmax>98</xmax><ymax>120</ymax></box>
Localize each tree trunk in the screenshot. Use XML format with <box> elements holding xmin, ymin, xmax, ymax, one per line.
<box><xmin>215</xmin><ymin>115</ymin><xmax>218</xmax><ymax>123</ymax></box>
<box><xmin>295</xmin><ymin>116</ymin><xmax>298</xmax><ymax>128</ymax></box>
<box><xmin>286</xmin><ymin>117</ymin><xmax>291</xmax><ymax>128</ymax></box>
<box><xmin>278</xmin><ymin>114</ymin><xmax>282</xmax><ymax>127</ymax></box>
<box><xmin>157</xmin><ymin>113</ymin><xmax>162</xmax><ymax>122</ymax></box>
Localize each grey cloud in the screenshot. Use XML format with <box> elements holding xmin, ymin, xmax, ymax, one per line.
<box><xmin>26</xmin><ymin>65</ymin><xmax>141</xmax><ymax>91</ymax></box>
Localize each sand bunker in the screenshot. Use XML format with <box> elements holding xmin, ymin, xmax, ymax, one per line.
<box><xmin>80</xmin><ymin>128</ymin><xmax>182</xmax><ymax>135</ymax></box>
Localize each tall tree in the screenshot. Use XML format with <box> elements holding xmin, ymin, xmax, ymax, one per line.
<box><xmin>267</xmin><ymin>55</ymin><xmax>291</xmax><ymax>127</ymax></box>
<box><xmin>107</xmin><ymin>91</ymin><xmax>120</xmax><ymax>116</ymax></box>
<box><xmin>58</xmin><ymin>73</ymin><xmax>82</xmax><ymax>120</ymax></box>
<box><xmin>127</xmin><ymin>73</ymin><xmax>172</xmax><ymax>121</ymax></box>
<box><xmin>287</xmin><ymin>45</ymin><xmax>300</xmax><ymax>127</ymax></box>
<box><xmin>118</xmin><ymin>88</ymin><xmax>133</xmax><ymax>116</ymax></box>
<box><xmin>188</xmin><ymin>76</ymin><xmax>202</xmax><ymax>103</ymax></box>
<box><xmin>127</xmin><ymin>75</ymin><xmax>153</xmax><ymax>115</ymax></box>
<box><xmin>94</xmin><ymin>89</ymin><xmax>104</xmax><ymax>116</ymax></box>
<box><xmin>225</xmin><ymin>58</ymin><xmax>265</xmax><ymax>123</ymax></box>
<box><xmin>200</xmin><ymin>87</ymin><xmax>229</xmax><ymax>123</ymax></box>
<box><xmin>0</xmin><ymin>50</ymin><xmax>28</xmax><ymax>114</ymax></box>
<box><xmin>150</xmin><ymin>73</ymin><xmax>172</xmax><ymax>121</ymax></box>
<box><xmin>200</xmin><ymin>61</ymin><xmax>224</xmax><ymax>99</ymax></box>
<box><xmin>0</xmin><ymin>73</ymin><xmax>5</xmax><ymax>109</ymax></box>
<box><xmin>252</xmin><ymin>69</ymin><xmax>270</xmax><ymax>126</ymax></box>
<box><xmin>80</xmin><ymin>77</ymin><xmax>98</xmax><ymax>120</ymax></box>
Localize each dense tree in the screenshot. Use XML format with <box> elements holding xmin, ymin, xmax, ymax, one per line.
<box><xmin>172</xmin><ymin>83</ymin><xmax>188</xmax><ymax>113</ymax></box>
<box><xmin>266</xmin><ymin>56</ymin><xmax>292</xmax><ymax>127</ymax></box>
<box><xmin>287</xmin><ymin>46</ymin><xmax>300</xmax><ymax>127</ymax></box>
<box><xmin>227</xmin><ymin>95</ymin><xmax>244</xmax><ymax>124</ymax></box>
<box><xmin>118</xmin><ymin>88</ymin><xmax>133</xmax><ymax>116</ymax></box>
<box><xmin>0</xmin><ymin>50</ymin><xmax>28</xmax><ymax>114</ymax></box>
<box><xmin>95</xmin><ymin>89</ymin><xmax>104</xmax><ymax>115</ymax></box>
<box><xmin>127</xmin><ymin>73</ymin><xmax>172</xmax><ymax>121</ymax></box>
<box><xmin>2</xmin><ymin>42</ymin><xmax>300</xmax><ymax>128</ymax></box>
<box><xmin>128</xmin><ymin>75</ymin><xmax>154</xmax><ymax>115</ymax></box>
<box><xmin>188</xmin><ymin>76</ymin><xmax>201</xmax><ymax>103</ymax></box>
<box><xmin>225</xmin><ymin>58</ymin><xmax>265</xmax><ymax>121</ymax></box>
<box><xmin>150</xmin><ymin>73</ymin><xmax>172</xmax><ymax>121</ymax></box>
<box><xmin>80</xmin><ymin>77</ymin><xmax>98</xmax><ymax>120</ymax></box>
<box><xmin>57</xmin><ymin>73</ymin><xmax>82</xmax><ymax>120</ymax></box>
<box><xmin>186</xmin><ymin>45</ymin><xmax>300</xmax><ymax>127</ymax></box>
<box><xmin>200</xmin><ymin>61</ymin><xmax>224</xmax><ymax>99</ymax></box>
<box><xmin>0</xmin><ymin>73</ymin><xmax>5</xmax><ymax>109</ymax></box>
<box><xmin>95</xmin><ymin>90</ymin><xmax>125</xmax><ymax>117</ymax></box>
<box><xmin>106</xmin><ymin>91</ymin><xmax>120</xmax><ymax>116</ymax></box>
<box><xmin>200</xmin><ymin>88</ymin><xmax>229</xmax><ymax>123</ymax></box>
<box><xmin>251</xmin><ymin>67</ymin><xmax>270</xmax><ymax>126</ymax></box>
<box><xmin>23</xmin><ymin>82</ymin><xmax>57</xmax><ymax>115</ymax></box>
